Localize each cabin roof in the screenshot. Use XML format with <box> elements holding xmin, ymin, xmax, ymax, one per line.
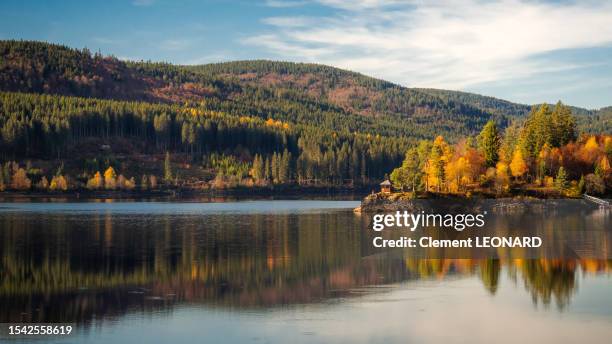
<box><xmin>380</xmin><ymin>180</ymin><xmax>392</xmax><ymax>186</ymax></box>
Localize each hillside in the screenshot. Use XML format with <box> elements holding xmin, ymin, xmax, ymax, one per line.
<box><xmin>3</xmin><ymin>40</ymin><xmax>608</xmax><ymax>141</ymax></box>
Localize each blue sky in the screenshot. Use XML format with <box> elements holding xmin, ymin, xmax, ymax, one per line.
<box><xmin>1</xmin><ymin>0</ymin><xmax>612</xmax><ymax>109</ymax></box>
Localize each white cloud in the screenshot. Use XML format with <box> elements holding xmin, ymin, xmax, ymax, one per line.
<box><xmin>262</xmin><ymin>16</ymin><xmax>318</xmax><ymax>28</ymax></box>
<box><xmin>264</xmin><ymin>0</ymin><xmax>309</xmax><ymax>8</ymax></box>
<box><xmin>249</xmin><ymin>0</ymin><xmax>612</xmax><ymax>90</ymax></box>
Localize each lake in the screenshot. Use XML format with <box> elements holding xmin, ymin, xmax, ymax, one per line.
<box><xmin>0</xmin><ymin>200</ymin><xmax>611</xmax><ymax>343</ymax></box>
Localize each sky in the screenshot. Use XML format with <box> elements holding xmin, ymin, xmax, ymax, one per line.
<box><xmin>1</xmin><ymin>0</ymin><xmax>612</xmax><ymax>109</ymax></box>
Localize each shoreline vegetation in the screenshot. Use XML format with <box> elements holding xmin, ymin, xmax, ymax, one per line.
<box><xmin>382</xmin><ymin>103</ymin><xmax>611</xmax><ymax>201</ymax></box>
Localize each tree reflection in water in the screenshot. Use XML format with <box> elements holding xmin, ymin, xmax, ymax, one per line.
<box><xmin>0</xmin><ymin>205</ymin><xmax>610</xmax><ymax>325</ymax></box>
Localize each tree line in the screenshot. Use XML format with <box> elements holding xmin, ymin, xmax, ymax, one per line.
<box><xmin>0</xmin><ymin>91</ymin><xmax>410</xmax><ymax>191</ymax></box>
<box><xmin>391</xmin><ymin>102</ymin><xmax>611</xmax><ymax>195</ymax></box>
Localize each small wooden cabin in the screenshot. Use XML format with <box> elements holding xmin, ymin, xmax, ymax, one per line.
<box><xmin>380</xmin><ymin>179</ymin><xmax>392</xmax><ymax>194</ymax></box>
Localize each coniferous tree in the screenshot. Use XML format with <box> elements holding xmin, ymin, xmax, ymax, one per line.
<box><xmin>264</xmin><ymin>157</ymin><xmax>271</xmax><ymax>183</ymax></box>
<box><xmin>551</xmin><ymin>101</ymin><xmax>576</xmax><ymax>146</ymax></box>
<box><xmin>477</xmin><ymin>120</ymin><xmax>501</xmax><ymax>167</ymax></box>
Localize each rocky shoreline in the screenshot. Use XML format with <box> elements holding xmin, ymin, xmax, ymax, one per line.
<box><xmin>357</xmin><ymin>193</ymin><xmax>595</xmax><ymax>214</ymax></box>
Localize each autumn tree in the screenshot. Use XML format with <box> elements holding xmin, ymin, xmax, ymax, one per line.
<box><xmin>36</xmin><ymin>176</ymin><xmax>49</xmax><ymax>190</ymax></box>
<box><xmin>555</xmin><ymin>167</ymin><xmax>568</xmax><ymax>191</ymax></box>
<box><xmin>585</xmin><ymin>174</ymin><xmax>605</xmax><ymax>194</ymax></box>
<box><xmin>50</xmin><ymin>175</ymin><xmax>68</xmax><ymax>191</ymax></box>
<box><xmin>11</xmin><ymin>168</ymin><xmax>31</xmax><ymax>190</ymax></box>
<box><xmin>117</xmin><ymin>175</ymin><xmax>135</xmax><ymax>190</ymax></box>
<box><xmin>104</xmin><ymin>167</ymin><xmax>117</xmax><ymax>190</ymax></box>
<box><xmin>510</xmin><ymin>149</ymin><xmax>528</xmax><ymax>180</ymax></box>
<box><xmin>86</xmin><ymin>171</ymin><xmax>103</xmax><ymax>189</ymax></box>
<box><xmin>251</xmin><ymin>154</ymin><xmax>265</xmax><ymax>183</ymax></box>
<box><xmin>495</xmin><ymin>162</ymin><xmax>510</xmax><ymax>193</ymax></box>
<box><xmin>425</xmin><ymin>136</ymin><xmax>451</xmax><ymax>191</ymax></box>
<box><xmin>536</xmin><ymin>143</ymin><xmax>552</xmax><ymax>181</ymax></box>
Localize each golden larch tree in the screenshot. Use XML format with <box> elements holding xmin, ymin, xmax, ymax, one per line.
<box><xmin>510</xmin><ymin>150</ymin><xmax>528</xmax><ymax>179</ymax></box>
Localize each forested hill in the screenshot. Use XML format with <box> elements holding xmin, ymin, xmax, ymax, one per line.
<box><xmin>0</xmin><ymin>39</ymin><xmax>610</xmax><ymax>192</ymax></box>
<box><xmin>2</xmin><ymin>40</ymin><xmax>609</xmax><ymax>139</ymax></box>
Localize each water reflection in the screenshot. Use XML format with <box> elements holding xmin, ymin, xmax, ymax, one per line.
<box><xmin>0</xmin><ymin>201</ymin><xmax>610</xmax><ymax>327</ymax></box>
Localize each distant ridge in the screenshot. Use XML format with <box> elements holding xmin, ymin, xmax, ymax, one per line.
<box><xmin>1</xmin><ymin>39</ymin><xmax>610</xmax><ymax>137</ymax></box>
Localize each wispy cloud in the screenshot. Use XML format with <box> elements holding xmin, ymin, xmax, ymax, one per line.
<box><xmin>262</xmin><ymin>16</ymin><xmax>318</xmax><ymax>28</ymax></box>
<box><xmin>264</xmin><ymin>0</ymin><xmax>308</xmax><ymax>8</ymax></box>
<box><xmin>250</xmin><ymin>0</ymin><xmax>612</xmax><ymax>90</ymax></box>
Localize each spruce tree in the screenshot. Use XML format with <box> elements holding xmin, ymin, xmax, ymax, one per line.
<box><xmin>477</xmin><ymin>120</ymin><xmax>501</xmax><ymax>167</ymax></box>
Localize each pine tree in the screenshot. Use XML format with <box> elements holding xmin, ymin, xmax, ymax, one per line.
<box><xmin>279</xmin><ymin>149</ymin><xmax>291</xmax><ymax>183</ymax></box>
<box><xmin>551</xmin><ymin>101</ymin><xmax>576</xmax><ymax>146</ymax></box>
<box><xmin>264</xmin><ymin>157</ymin><xmax>271</xmax><ymax>182</ymax></box>
<box><xmin>477</xmin><ymin>120</ymin><xmax>501</xmax><ymax>167</ymax></box>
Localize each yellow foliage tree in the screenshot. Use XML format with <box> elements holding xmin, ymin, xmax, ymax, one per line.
<box><xmin>127</xmin><ymin>177</ymin><xmax>136</xmax><ymax>190</ymax></box>
<box><xmin>600</xmin><ymin>156</ymin><xmax>610</xmax><ymax>173</ymax></box>
<box><xmin>116</xmin><ymin>175</ymin><xmax>136</xmax><ymax>190</ymax></box>
<box><xmin>50</xmin><ymin>175</ymin><xmax>68</xmax><ymax>191</ymax></box>
<box><xmin>11</xmin><ymin>168</ymin><xmax>31</xmax><ymax>190</ymax></box>
<box><xmin>446</xmin><ymin>156</ymin><xmax>470</xmax><ymax>192</ymax></box>
<box><xmin>495</xmin><ymin>162</ymin><xmax>510</xmax><ymax>192</ymax></box>
<box><xmin>510</xmin><ymin>149</ymin><xmax>528</xmax><ymax>179</ymax></box>
<box><xmin>104</xmin><ymin>167</ymin><xmax>117</xmax><ymax>190</ymax></box>
<box><xmin>604</xmin><ymin>136</ymin><xmax>612</xmax><ymax>154</ymax></box>
<box><xmin>584</xmin><ymin>136</ymin><xmax>598</xmax><ymax>152</ymax></box>
<box><xmin>86</xmin><ymin>171</ymin><xmax>104</xmax><ymax>190</ymax></box>
<box><xmin>425</xmin><ymin>136</ymin><xmax>452</xmax><ymax>191</ymax></box>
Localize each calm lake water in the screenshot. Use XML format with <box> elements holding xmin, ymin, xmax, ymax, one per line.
<box><xmin>0</xmin><ymin>200</ymin><xmax>611</xmax><ymax>343</ymax></box>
